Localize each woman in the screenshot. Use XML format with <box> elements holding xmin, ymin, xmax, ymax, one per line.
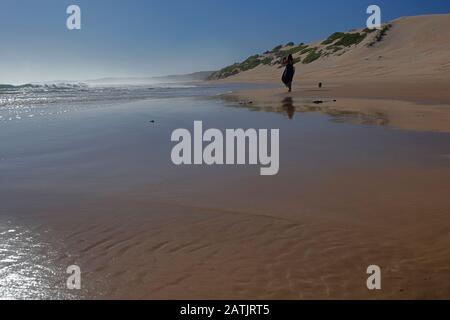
<box><xmin>281</xmin><ymin>54</ymin><xmax>295</xmax><ymax>92</ymax></box>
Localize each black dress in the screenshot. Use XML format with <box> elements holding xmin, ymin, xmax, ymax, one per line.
<box><xmin>282</xmin><ymin>64</ymin><xmax>295</xmax><ymax>87</ymax></box>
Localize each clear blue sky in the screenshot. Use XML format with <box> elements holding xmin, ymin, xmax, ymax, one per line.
<box><xmin>1</xmin><ymin>0</ymin><xmax>449</xmax><ymax>84</ymax></box>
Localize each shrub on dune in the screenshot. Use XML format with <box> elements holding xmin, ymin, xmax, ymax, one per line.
<box><xmin>303</xmin><ymin>49</ymin><xmax>322</xmax><ymax>64</ymax></box>
<box><xmin>322</xmin><ymin>32</ymin><xmax>346</xmax><ymax>45</ymax></box>
<box><xmin>334</xmin><ymin>33</ymin><xmax>367</xmax><ymax>47</ymax></box>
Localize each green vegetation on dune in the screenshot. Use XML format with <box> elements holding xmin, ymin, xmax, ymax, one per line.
<box><xmin>363</xmin><ymin>27</ymin><xmax>378</xmax><ymax>33</ymax></box>
<box><xmin>322</xmin><ymin>31</ymin><xmax>367</xmax><ymax>47</ymax></box>
<box><xmin>293</xmin><ymin>57</ymin><xmax>302</xmax><ymax>65</ymax></box>
<box><xmin>326</xmin><ymin>44</ymin><xmax>344</xmax><ymax>53</ymax></box>
<box><xmin>261</xmin><ymin>56</ymin><xmax>274</xmax><ymax>65</ymax></box>
<box><xmin>208</xmin><ymin>54</ymin><xmax>264</xmax><ymax>79</ymax></box>
<box><xmin>208</xmin><ymin>63</ymin><xmax>240</xmax><ymax>79</ymax></box>
<box><xmin>322</xmin><ymin>32</ymin><xmax>346</xmax><ymax>45</ymax></box>
<box><xmin>302</xmin><ymin>49</ymin><xmax>322</xmax><ymax>64</ymax></box>
<box><xmin>377</xmin><ymin>24</ymin><xmax>392</xmax><ymax>42</ymax></box>
<box><xmin>239</xmin><ymin>55</ymin><xmax>262</xmax><ymax>71</ymax></box>
<box><xmin>282</xmin><ymin>44</ymin><xmax>308</xmax><ymax>56</ymax></box>
<box><xmin>300</xmin><ymin>47</ymin><xmax>315</xmax><ymax>55</ymax></box>
<box><xmin>209</xmin><ymin>23</ymin><xmax>390</xmax><ymax>80</ymax></box>
<box><xmin>334</xmin><ymin>32</ymin><xmax>367</xmax><ymax>47</ymax></box>
<box><xmin>368</xmin><ymin>24</ymin><xmax>393</xmax><ymax>47</ymax></box>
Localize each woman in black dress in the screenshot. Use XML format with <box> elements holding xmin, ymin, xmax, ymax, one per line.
<box><xmin>282</xmin><ymin>54</ymin><xmax>295</xmax><ymax>92</ymax></box>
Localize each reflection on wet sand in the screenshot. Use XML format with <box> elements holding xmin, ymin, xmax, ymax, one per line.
<box><xmin>282</xmin><ymin>97</ymin><xmax>295</xmax><ymax>119</ymax></box>
<box><xmin>228</xmin><ymin>96</ymin><xmax>390</xmax><ymax>127</ymax></box>
<box><xmin>0</xmin><ymin>221</ymin><xmax>76</xmax><ymax>300</ymax></box>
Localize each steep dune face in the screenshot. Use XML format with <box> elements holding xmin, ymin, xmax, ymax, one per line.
<box><xmin>331</xmin><ymin>14</ymin><xmax>450</xmax><ymax>79</ymax></box>
<box><xmin>216</xmin><ymin>14</ymin><xmax>450</xmax><ymax>83</ymax></box>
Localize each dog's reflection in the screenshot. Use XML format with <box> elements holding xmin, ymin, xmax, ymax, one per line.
<box><xmin>282</xmin><ymin>97</ymin><xmax>295</xmax><ymax>119</ymax></box>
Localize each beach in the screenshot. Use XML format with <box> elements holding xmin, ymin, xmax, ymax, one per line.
<box><xmin>1</xmin><ymin>83</ymin><xmax>450</xmax><ymax>299</ymax></box>
<box><xmin>1</xmin><ymin>10</ymin><xmax>450</xmax><ymax>300</ymax></box>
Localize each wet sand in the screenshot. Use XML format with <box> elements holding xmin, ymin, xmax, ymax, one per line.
<box><xmin>220</xmin><ymin>78</ymin><xmax>450</xmax><ymax>133</ymax></box>
<box><xmin>1</xmin><ymin>95</ymin><xmax>450</xmax><ymax>299</ymax></box>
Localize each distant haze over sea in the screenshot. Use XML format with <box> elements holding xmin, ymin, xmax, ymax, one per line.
<box><xmin>0</xmin><ymin>71</ymin><xmax>214</xmax><ymax>87</ymax></box>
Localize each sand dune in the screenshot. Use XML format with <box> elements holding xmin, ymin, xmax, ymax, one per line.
<box><xmin>218</xmin><ymin>14</ymin><xmax>450</xmax><ymax>83</ymax></box>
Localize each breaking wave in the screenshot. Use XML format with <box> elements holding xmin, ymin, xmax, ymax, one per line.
<box><xmin>0</xmin><ymin>82</ymin><xmax>205</xmax><ymax>122</ymax></box>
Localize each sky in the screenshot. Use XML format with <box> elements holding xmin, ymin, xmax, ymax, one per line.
<box><xmin>0</xmin><ymin>0</ymin><xmax>449</xmax><ymax>84</ymax></box>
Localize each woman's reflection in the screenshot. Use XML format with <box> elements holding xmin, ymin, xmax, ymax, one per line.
<box><xmin>282</xmin><ymin>97</ymin><xmax>295</xmax><ymax>119</ymax></box>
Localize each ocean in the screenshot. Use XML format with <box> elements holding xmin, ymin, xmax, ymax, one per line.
<box><xmin>0</xmin><ymin>82</ymin><xmax>258</xmax><ymax>123</ymax></box>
